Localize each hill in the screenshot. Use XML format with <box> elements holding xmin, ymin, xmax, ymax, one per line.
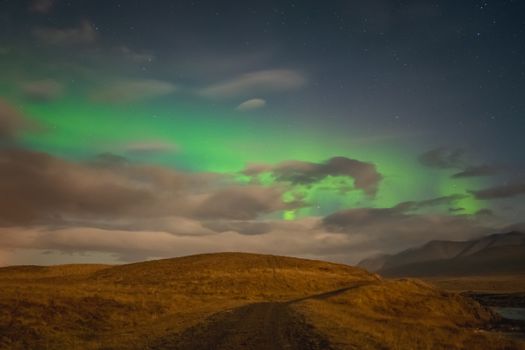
<box><xmin>0</xmin><ymin>252</ymin><xmax>522</xmax><ymax>349</ymax></box>
<box><xmin>89</xmin><ymin>252</ymin><xmax>377</xmax><ymax>298</ymax></box>
<box><xmin>359</xmin><ymin>231</ymin><xmax>525</xmax><ymax>277</ymax></box>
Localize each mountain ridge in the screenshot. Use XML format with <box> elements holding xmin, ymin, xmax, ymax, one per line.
<box><xmin>358</xmin><ymin>231</ymin><xmax>525</xmax><ymax>277</ymax></box>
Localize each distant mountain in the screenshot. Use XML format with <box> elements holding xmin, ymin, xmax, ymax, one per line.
<box><xmin>358</xmin><ymin>231</ymin><xmax>525</xmax><ymax>277</ymax></box>
<box><xmin>357</xmin><ymin>254</ymin><xmax>390</xmax><ymax>272</ymax></box>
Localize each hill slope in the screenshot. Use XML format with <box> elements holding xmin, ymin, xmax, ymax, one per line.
<box><xmin>0</xmin><ymin>252</ymin><xmax>522</xmax><ymax>349</ymax></box>
<box><xmin>359</xmin><ymin>231</ymin><xmax>525</xmax><ymax>277</ymax></box>
<box><xmin>90</xmin><ymin>252</ymin><xmax>377</xmax><ymax>298</ymax></box>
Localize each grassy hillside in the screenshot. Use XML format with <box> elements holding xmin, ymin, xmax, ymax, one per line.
<box><xmin>0</xmin><ymin>253</ymin><xmax>522</xmax><ymax>349</ymax></box>
<box><xmin>90</xmin><ymin>252</ymin><xmax>378</xmax><ymax>298</ymax></box>
<box><xmin>425</xmin><ymin>274</ymin><xmax>525</xmax><ymax>292</ymax></box>
<box><xmin>294</xmin><ymin>279</ymin><xmax>517</xmax><ymax>350</ymax></box>
<box><xmin>0</xmin><ymin>253</ymin><xmax>376</xmax><ymax>349</ymax></box>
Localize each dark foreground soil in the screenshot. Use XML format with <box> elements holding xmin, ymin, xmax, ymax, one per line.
<box><xmin>151</xmin><ymin>302</ymin><xmax>333</xmax><ymax>350</ymax></box>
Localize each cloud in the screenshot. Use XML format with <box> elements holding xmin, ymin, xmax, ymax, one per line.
<box><xmin>200</xmin><ymin>69</ymin><xmax>306</xmax><ymax>98</ymax></box>
<box><xmin>236</xmin><ymin>98</ymin><xmax>266</xmax><ymax>111</ymax></box>
<box><xmin>397</xmin><ymin>194</ymin><xmax>468</xmax><ymax>211</ymax></box>
<box><xmin>321</xmin><ymin>205</ymin><xmax>498</xmax><ymax>255</ymax></box>
<box><xmin>203</xmin><ymin>220</ymin><xmax>273</xmax><ymax>235</ymax></box>
<box><xmin>0</xmin><ymin>148</ymin><xmax>226</xmax><ymax>228</ymax></box>
<box><xmin>469</xmin><ymin>182</ymin><xmax>525</xmax><ymax>200</ymax></box>
<box><xmin>419</xmin><ymin>148</ymin><xmax>503</xmax><ymax>179</ymax></box>
<box><xmin>0</xmin><ymin>141</ymin><xmax>512</xmax><ymax>265</ymax></box>
<box><xmin>92</xmin><ymin>79</ymin><xmax>177</xmax><ymax>103</ymax></box>
<box><xmin>93</xmin><ymin>152</ymin><xmax>129</xmax><ymax>166</ymax></box>
<box><xmin>114</xmin><ymin>46</ymin><xmax>155</xmax><ymax>64</ymax></box>
<box><xmin>0</xmin><ymin>206</ymin><xmax>507</xmax><ymax>265</ymax></box>
<box><xmin>0</xmin><ymin>149</ymin><xmax>161</xmax><ymax>226</ymax></box>
<box><xmin>475</xmin><ymin>208</ymin><xmax>494</xmax><ymax>217</ymax></box>
<box><xmin>0</xmin><ymin>217</ymin><xmax>372</xmax><ymax>264</ymax></box>
<box><xmin>33</xmin><ymin>20</ymin><xmax>97</xmax><ymax>45</ymax></box>
<box><xmin>58</xmin><ymin>216</ymin><xmax>217</xmax><ymax>238</ymax></box>
<box><xmin>414</xmin><ymin>194</ymin><xmax>468</xmax><ymax>208</ymax></box>
<box><xmin>192</xmin><ymin>185</ymin><xmax>300</xmax><ymax>220</ymax></box>
<box><xmin>20</xmin><ymin>79</ymin><xmax>64</xmax><ymax>102</ymax></box>
<box><xmin>452</xmin><ymin>165</ymin><xmax>500</xmax><ymax>178</ymax></box>
<box><xmin>418</xmin><ymin>147</ymin><xmax>466</xmax><ymax>169</ymax></box>
<box><xmin>245</xmin><ymin>156</ymin><xmax>383</xmax><ymax>196</ymax></box>
<box><xmin>29</xmin><ymin>0</ymin><xmax>56</xmax><ymax>14</ymax></box>
<box><xmin>0</xmin><ymin>148</ymin><xmax>296</xmax><ymax>229</ymax></box>
<box><xmin>0</xmin><ymin>99</ymin><xmax>39</xmax><ymax>141</ymax></box>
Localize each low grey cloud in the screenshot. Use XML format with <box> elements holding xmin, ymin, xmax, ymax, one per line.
<box><xmin>199</xmin><ymin>69</ymin><xmax>306</xmax><ymax>99</ymax></box>
<box><xmin>0</xmin><ymin>99</ymin><xmax>39</xmax><ymax>141</ymax></box>
<box><xmin>92</xmin><ymin>79</ymin><xmax>178</xmax><ymax>103</ymax></box>
<box><xmin>192</xmin><ymin>186</ymin><xmax>300</xmax><ymax>220</ymax></box>
<box><xmin>236</xmin><ymin>98</ymin><xmax>266</xmax><ymax>111</ymax></box>
<box><xmin>397</xmin><ymin>194</ymin><xmax>468</xmax><ymax>212</ymax></box>
<box><xmin>245</xmin><ymin>156</ymin><xmax>383</xmax><ymax>196</ymax></box>
<box><xmin>0</xmin><ymin>149</ymin><xmax>162</xmax><ymax>226</ymax></box>
<box><xmin>0</xmin><ymin>202</ymin><xmax>505</xmax><ymax>266</ymax></box>
<box><xmin>0</xmin><ymin>147</ymin><xmax>295</xmax><ymax>229</ymax></box>
<box><xmin>469</xmin><ymin>182</ymin><xmax>525</xmax><ymax>200</ymax></box>
<box><xmin>93</xmin><ymin>152</ymin><xmax>130</xmax><ymax>166</ymax></box>
<box><xmin>21</xmin><ymin>79</ymin><xmax>64</xmax><ymax>102</ymax></box>
<box><xmin>419</xmin><ymin>148</ymin><xmax>504</xmax><ymax>180</ymax></box>
<box><xmin>323</xmin><ymin>206</ymin><xmax>408</xmax><ymax>230</ymax></box>
<box><xmin>321</xmin><ymin>205</ymin><xmax>498</xmax><ymax>255</ymax></box>
<box><xmin>33</xmin><ymin>20</ymin><xmax>97</xmax><ymax>45</ymax></box>
<box><xmin>203</xmin><ymin>220</ymin><xmax>273</xmax><ymax>235</ymax></box>
<box><xmin>452</xmin><ymin>165</ymin><xmax>501</xmax><ymax>178</ymax></box>
<box><xmin>418</xmin><ymin>147</ymin><xmax>466</xmax><ymax>169</ymax></box>
<box><xmin>0</xmin><ymin>220</ymin><xmax>351</xmax><ymax>264</ymax></box>
<box><xmin>475</xmin><ymin>208</ymin><xmax>494</xmax><ymax>217</ymax></box>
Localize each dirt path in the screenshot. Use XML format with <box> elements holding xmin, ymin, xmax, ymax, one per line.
<box><xmin>151</xmin><ymin>285</ymin><xmax>369</xmax><ymax>350</ymax></box>
<box><xmin>152</xmin><ymin>302</ymin><xmax>332</xmax><ymax>350</ymax></box>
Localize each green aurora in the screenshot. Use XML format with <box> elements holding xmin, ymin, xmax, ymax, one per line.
<box><xmin>13</xmin><ymin>94</ymin><xmax>486</xmax><ymax>220</ymax></box>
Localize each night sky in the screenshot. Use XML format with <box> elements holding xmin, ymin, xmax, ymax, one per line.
<box><xmin>0</xmin><ymin>0</ymin><xmax>524</xmax><ymax>265</ymax></box>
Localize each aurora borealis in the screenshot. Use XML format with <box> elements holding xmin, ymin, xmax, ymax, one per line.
<box><xmin>0</xmin><ymin>0</ymin><xmax>524</xmax><ymax>265</ymax></box>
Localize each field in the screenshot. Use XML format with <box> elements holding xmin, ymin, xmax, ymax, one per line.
<box><xmin>424</xmin><ymin>274</ymin><xmax>525</xmax><ymax>293</ymax></box>
<box><xmin>0</xmin><ymin>253</ymin><xmax>523</xmax><ymax>349</ymax></box>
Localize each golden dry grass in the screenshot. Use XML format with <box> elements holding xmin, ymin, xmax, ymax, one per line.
<box><xmin>294</xmin><ymin>279</ymin><xmax>524</xmax><ymax>350</ymax></box>
<box><xmin>0</xmin><ymin>253</ymin><xmax>522</xmax><ymax>349</ymax></box>
<box><xmin>0</xmin><ymin>253</ymin><xmax>376</xmax><ymax>349</ymax></box>
<box><xmin>423</xmin><ymin>274</ymin><xmax>525</xmax><ymax>293</ymax></box>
